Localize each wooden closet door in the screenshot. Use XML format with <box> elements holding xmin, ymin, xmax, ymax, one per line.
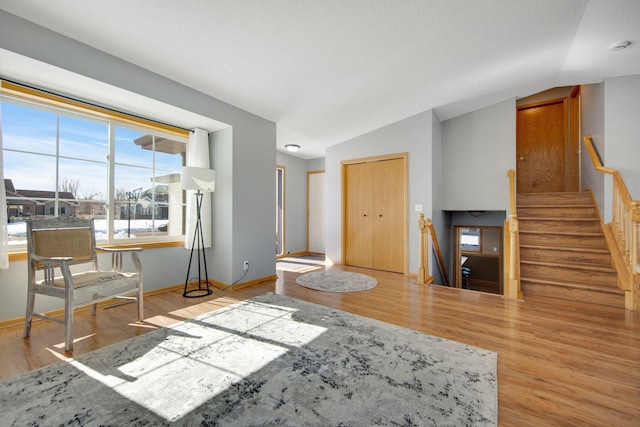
<box><xmin>372</xmin><ymin>158</ymin><xmax>404</xmax><ymax>273</ymax></box>
<box><xmin>344</xmin><ymin>162</ymin><xmax>373</xmax><ymax>268</ymax></box>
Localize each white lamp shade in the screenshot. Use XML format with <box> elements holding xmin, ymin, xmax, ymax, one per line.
<box><xmin>181</xmin><ymin>166</ymin><xmax>216</xmax><ymax>192</ymax></box>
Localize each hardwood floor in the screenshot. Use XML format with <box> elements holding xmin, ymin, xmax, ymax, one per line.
<box><xmin>1</xmin><ymin>263</ymin><xmax>639</xmax><ymax>426</ymax></box>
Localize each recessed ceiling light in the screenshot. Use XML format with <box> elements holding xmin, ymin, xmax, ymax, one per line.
<box><xmin>611</xmin><ymin>40</ymin><xmax>631</xmax><ymax>51</ymax></box>
<box><xmin>285</xmin><ymin>144</ymin><xmax>300</xmax><ymax>153</ymax></box>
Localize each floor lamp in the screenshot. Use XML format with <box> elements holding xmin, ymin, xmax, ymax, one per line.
<box><xmin>181</xmin><ymin>166</ymin><xmax>216</xmax><ymax>298</ymax></box>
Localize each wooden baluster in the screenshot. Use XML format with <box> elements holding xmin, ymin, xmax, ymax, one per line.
<box><xmin>417</xmin><ymin>214</ymin><xmax>436</xmax><ymax>285</ymax></box>
<box><xmin>584</xmin><ymin>136</ymin><xmax>639</xmax><ymax>310</ymax></box>
<box><xmin>625</xmin><ymin>203</ymin><xmax>630</xmax><ymax>258</ymax></box>
<box><xmin>633</xmin><ymin>202</ymin><xmax>640</xmax><ymax>270</ymax></box>
<box><xmin>417</xmin><ymin>214</ymin><xmax>427</xmax><ymax>284</ymax></box>
<box><xmin>630</xmin><ymin>201</ymin><xmax>640</xmax><ymax>310</ymax></box>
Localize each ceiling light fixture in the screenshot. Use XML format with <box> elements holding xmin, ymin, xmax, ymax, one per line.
<box><xmin>610</xmin><ymin>40</ymin><xmax>631</xmax><ymax>51</ymax></box>
<box><xmin>285</xmin><ymin>144</ymin><xmax>300</xmax><ymax>153</ymax></box>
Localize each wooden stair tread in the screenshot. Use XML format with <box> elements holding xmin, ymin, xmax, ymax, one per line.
<box><xmin>520</xmin><ymin>259</ymin><xmax>615</xmax><ymax>273</ymax></box>
<box><xmin>520</xmin><ymin>277</ymin><xmax>624</xmax><ymax>294</ymax></box>
<box><xmin>517</xmin><ymin>203</ymin><xmax>594</xmax><ymax>208</ymax></box>
<box><xmin>520</xmin><ymin>244</ymin><xmax>609</xmax><ymax>254</ymax></box>
<box><xmin>517</xmin><ymin>192</ymin><xmax>591</xmax><ymax>200</ymax></box>
<box><xmin>518</xmin><ymin>217</ymin><xmax>599</xmax><ymax>222</ymax></box>
<box><xmin>517</xmin><ymin>191</ymin><xmax>590</xmax><ymax>195</ymax></box>
<box><xmin>519</xmin><ymin>230</ymin><xmax>603</xmax><ymax>237</ymax></box>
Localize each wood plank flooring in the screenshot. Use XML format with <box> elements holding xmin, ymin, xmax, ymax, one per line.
<box><xmin>1</xmin><ymin>263</ymin><xmax>639</xmax><ymax>426</ymax></box>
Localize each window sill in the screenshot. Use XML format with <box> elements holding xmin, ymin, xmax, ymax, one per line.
<box><xmin>8</xmin><ymin>240</ymin><xmax>185</xmax><ymax>262</ymax></box>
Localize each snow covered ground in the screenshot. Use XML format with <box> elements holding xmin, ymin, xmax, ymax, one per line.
<box><xmin>7</xmin><ymin>219</ymin><xmax>169</xmax><ymax>245</ymax></box>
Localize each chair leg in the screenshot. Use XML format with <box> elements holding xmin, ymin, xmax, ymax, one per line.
<box><xmin>91</xmin><ymin>303</ymin><xmax>97</xmax><ymax>316</ymax></box>
<box><xmin>64</xmin><ymin>294</ymin><xmax>75</xmax><ymax>352</ymax></box>
<box><xmin>137</xmin><ymin>285</ymin><xmax>144</xmax><ymax>322</ymax></box>
<box><xmin>23</xmin><ymin>290</ymin><xmax>36</xmax><ymax>338</ymax></box>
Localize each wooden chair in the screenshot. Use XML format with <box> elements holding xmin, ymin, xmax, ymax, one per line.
<box><xmin>24</xmin><ymin>216</ymin><xmax>144</xmax><ymax>352</ymax></box>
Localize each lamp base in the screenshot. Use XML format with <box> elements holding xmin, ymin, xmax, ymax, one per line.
<box><xmin>183</xmin><ymin>190</ymin><xmax>213</xmax><ymax>299</ymax></box>
<box><xmin>183</xmin><ymin>289</ymin><xmax>213</xmax><ymax>298</ymax></box>
<box><xmin>183</xmin><ymin>278</ymin><xmax>213</xmax><ymax>298</ymax></box>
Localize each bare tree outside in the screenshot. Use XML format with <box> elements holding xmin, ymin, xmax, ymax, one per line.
<box><xmin>114</xmin><ymin>187</ymin><xmax>128</xmax><ymax>201</ymax></box>
<box><xmin>58</xmin><ymin>176</ymin><xmax>107</xmax><ymax>217</ymax></box>
<box><xmin>58</xmin><ymin>176</ymin><xmax>80</xmax><ymax>198</ymax></box>
<box><xmin>79</xmin><ymin>189</ymin><xmax>103</xmax><ymax>201</ymax></box>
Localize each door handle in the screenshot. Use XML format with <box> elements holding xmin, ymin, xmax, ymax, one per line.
<box><xmin>519</xmin><ymin>156</ymin><xmax>527</xmax><ymax>161</ymax></box>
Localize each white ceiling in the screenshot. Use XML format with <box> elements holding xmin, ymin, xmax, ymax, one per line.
<box><xmin>1</xmin><ymin>0</ymin><xmax>639</xmax><ymax>159</ymax></box>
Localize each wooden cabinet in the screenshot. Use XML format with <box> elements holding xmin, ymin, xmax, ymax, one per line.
<box><xmin>344</xmin><ymin>155</ymin><xmax>406</xmax><ymax>273</ymax></box>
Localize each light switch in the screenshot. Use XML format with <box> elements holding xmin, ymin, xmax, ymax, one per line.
<box><xmin>415</xmin><ymin>204</ymin><xmax>423</xmax><ymax>212</ymax></box>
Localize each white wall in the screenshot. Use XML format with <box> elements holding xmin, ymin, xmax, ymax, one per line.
<box><xmin>441</xmin><ymin>99</ymin><xmax>516</xmax><ymax>214</ymax></box>
<box><xmin>308</xmin><ymin>158</ymin><xmax>326</xmax><ymax>172</ymax></box>
<box><xmin>0</xmin><ymin>10</ymin><xmax>276</xmax><ymax>321</ymax></box>
<box><xmin>604</xmin><ymin>75</ymin><xmax>640</xmax><ymax>200</ymax></box>
<box><xmin>581</xmin><ymin>76</ymin><xmax>640</xmax><ymax>223</ymax></box>
<box><xmin>430</xmin><ymin>111</ymin><xmax>449</xmax><ymax>284</ymax></box>
<box><xmin>580</xmin><ymin>83</ymin><xmax>606</xmax><ymax>219</ymax></box>
<box><xmin>516</xmin><ymin>86</ymin><xmax>574</xmax><ymax>106</ymax></box>
<box><xmin>276</xmin><ymin>152</ymin><xmax>308</xmax><ymax>255</ymax></box>
<box><xmin>325</xmin><ymin>110</ymin><xmax>433</xmax><ymax>273</ymax></box>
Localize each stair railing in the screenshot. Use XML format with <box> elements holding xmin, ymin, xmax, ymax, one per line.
<box><xmin>417</xmin><ymin>214</ymin><xmax>449</xmax><ymax>286</ymax></box>
<box><xmin>505</xmin><ymin>169</ymin><xmax>522</xmax><ymax>299</ymax></box>
<box><xmin>584</xmin><ymin>136</ymin><xmax>640</xmax><ymax>310</ymax></box>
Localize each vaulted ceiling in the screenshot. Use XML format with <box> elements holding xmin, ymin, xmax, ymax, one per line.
<box><xmin>1</xmin><ymin>0</ymin><xmax>639</xmax><ymax>158</ymax></box>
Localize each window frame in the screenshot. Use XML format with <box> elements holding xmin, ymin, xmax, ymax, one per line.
<box><xmin>1</xmin><ymin>81</ymin><xmax>190</xmax><ymax>254</ymax></box>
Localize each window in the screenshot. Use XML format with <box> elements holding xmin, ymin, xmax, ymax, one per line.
<box><xmin>459</xmin><ymin>227</ymin><xmax>481</xmax><ymax>252</ymax></box>
<box><xmin>1</xmin><ymin>83</ymin><xmax>189</xmax><ymax>250</ymax></box>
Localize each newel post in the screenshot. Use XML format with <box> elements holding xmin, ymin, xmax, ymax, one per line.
<box><xmin>505</xmin><ymin>169</ymin><xmax>522</xmax><ymax>299</ymax></box>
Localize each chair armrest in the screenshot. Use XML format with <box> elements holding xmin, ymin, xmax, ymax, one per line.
<box><xmin>32</xmin><ymin>254</ymin><xmax>74</xmax><ymax>263</ymax></box>
<box><xmin>97</xmin><ymin>246</ymin><xmax>143</xmax><ymax>253</ymax></box>
<box><xmin>97</xmin><ymin>247</ymin><xmax>143</xmax><ymax>273</ymax></box>
<box><xmin>32</xmin><ymin>254</ymin><xmax>74</xmax><ymax>288</ymax></box>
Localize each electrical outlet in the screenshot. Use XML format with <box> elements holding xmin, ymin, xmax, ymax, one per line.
<box><xmin>243</xmin><ymin>261</ymin><xmax>249</xmax><ymax>270</ymax></box>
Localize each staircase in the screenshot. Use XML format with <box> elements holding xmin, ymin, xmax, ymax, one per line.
<box><xmin>518</xmin><ymin>191</ymin><xmax>625</xmax><ymax>307</ymax></box>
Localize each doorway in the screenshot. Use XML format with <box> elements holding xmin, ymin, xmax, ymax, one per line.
<box><xmin>276</xmin><ymin>165</ymin><xmax>285</xmax><ymax>256</ymax></box>
<box><xmin>307</xmin><ymin>170</ymin><xmax>325</xmax><ymax>254</ymax></box>
<box><xmin>453</xmin><ymin>225</ymin><xmax>502</xmax><ymax>294</ymax></box>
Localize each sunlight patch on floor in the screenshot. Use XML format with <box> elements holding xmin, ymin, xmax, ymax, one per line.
<box><xmin>66</xmin><ymin>300</ymin><xmax>327</xmax><ymax>422</ymax></box>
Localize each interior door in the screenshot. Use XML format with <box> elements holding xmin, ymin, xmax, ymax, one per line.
<box><xmin>372</xmin><ymin>158</ymin><xmax>404</xmax><ymax>273</ymax></box>
<box><xmin>516</xmin><ymin>99</ymin><xmax>568</xmax><ymax>193</ymax></box>
<box><xmin>307</xmin><ymin>171</ymin><xmax>325</xmax><ymax>254</ymax></box>
<box><xmin>344</xmin><ymin>162</ymin><xmax>373</xmax><ymax>268</ymax></box>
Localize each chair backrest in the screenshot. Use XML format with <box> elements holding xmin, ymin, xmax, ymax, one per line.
<box><xmin>26</xmin><ymin>217</ymin><xmax>98</xmax><ymax>270</ymax></box>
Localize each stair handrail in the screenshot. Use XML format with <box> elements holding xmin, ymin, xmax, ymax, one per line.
<box><xmin>417</xmin><ymin>214</ymin><xmax>448</xmax><ymax>285</ymax></box>
<box><xmin>505</xmin><ymin>169</ymin><xmax>521</xmax><ymax>299</ymax></box>
<box><xmin>584</xmin><ymin>136</ymin><xmax>640</xmax><ymax>310</ymax></box>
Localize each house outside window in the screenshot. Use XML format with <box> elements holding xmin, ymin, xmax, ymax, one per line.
<box><xmin>1</xmin><ymin>86</ymin><xmax>189</xmax><ymax>250</ymax></box>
